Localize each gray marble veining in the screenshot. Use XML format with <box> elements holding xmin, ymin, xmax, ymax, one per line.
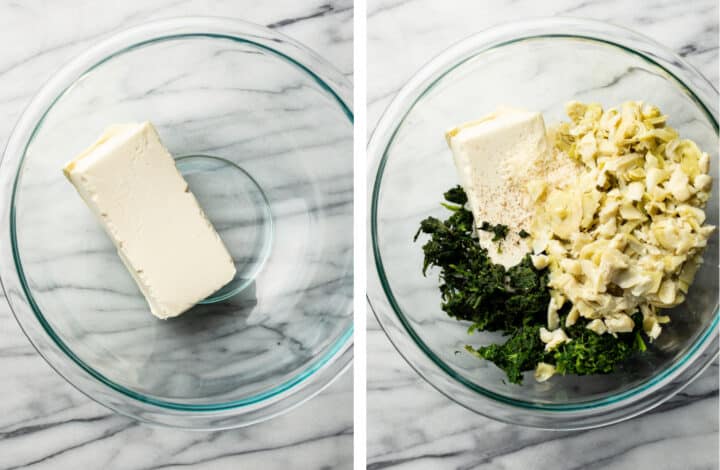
<box><xmin>368</xmin><ymin>0</ymin><xmax>718</xmax><ymax>469</ymax></box>
<box><xmin>0</xmin><ymin>1</ymin><xmax>352</xmax><ymax>469</ymax></box>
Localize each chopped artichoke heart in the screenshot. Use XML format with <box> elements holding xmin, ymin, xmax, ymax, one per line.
<box><xmin>625</xmin><ymin>181</ymin><xmax>644</xmax><ymax>201</ymax></box>
<box><xmin>531</xmin><ymin>254</ymin><xmax>550</xmax><ymax>270</ymax></box>
<box><xmin>539</xmin><ymin>327</ymin><xmax>571</xmax><ymax>352</ymax></box>
<box><xmin>565</xmin><ymin>306</ymin><xmax>580</xmax><ymax>327</ymax></box>
<box><xmin>534</xmin><ymin>362</ymin><xmax>556</xmax><ymax>382</ymax></box>
<box><xmin>605</xmin><ymin>314</ymin><xmax>635</xmax><ymax>334</ymax></box>
<box><xmin>586</xmin><ymin>319</ymin><xmax>608</xmax><ymax>335</ymax></box>
<box><xmin>666</xmin><ymin>167</ymin><xmax>691</xmax><ymax>202</ymax></box>
<box><xmin>546</xmin><ymin>189</ymin><xmax>582</xmax><ymax>240</ymax></box>
<box><xmin>527</xmin><ymin>180</ymin><xmax>547</xmax><ymax>202</ymax></box>
<box><xmin>547</xmin><ymin>292</ymin><xmax>564</xmax><ymax>330</ymax></box>
<box><xmin>529</xmin><ymin>101</ymin><xmax>714</xmax><ymax>343</ymax></box>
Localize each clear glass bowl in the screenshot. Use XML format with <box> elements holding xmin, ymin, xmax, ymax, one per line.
<box><xmin>368</xmin><ymin>18</ymin><xmax>718</xmax><ymax>429</ymax></box>
<box><xmin>0</xmin><ymin>17</ymin><xmax>353</xmax><ymax>429</ymax></box>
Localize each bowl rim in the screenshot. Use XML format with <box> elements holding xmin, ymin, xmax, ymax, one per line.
<box><xmin>368</xmin><ymin>16</ymin><xmax>718</xmax><ymax>429</ymax></box>
<box><xmin>0</xmin><ymin>16</ymin><xmax>353</xmax><ymax>429</ymax></box>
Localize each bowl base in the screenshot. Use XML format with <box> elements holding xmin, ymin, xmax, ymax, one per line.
<box><xmin>175</xmin><ymin>155</ymin><xmax>273</xmax><ymax>304</ymax></box>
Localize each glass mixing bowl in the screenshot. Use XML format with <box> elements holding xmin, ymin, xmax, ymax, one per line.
<box><xmin>0</xmin><ymin>17</ymin><xmax>353</xmax><ymax>429</ymax></box>
<box><xmin>368</xmin><ymin>18</ymin><xmax>718</xmax><ymax>429</ymax></box>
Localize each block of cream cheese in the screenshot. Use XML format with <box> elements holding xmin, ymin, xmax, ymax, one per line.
<box><xmin>445</xmin><ymin>107</ymin><xmax>549</xmax><ymax>267</ymax></box>
<box><xmin>63</xmin><ymin>122</ymin><xmax>236</xmax><ymax>319</ymax></box>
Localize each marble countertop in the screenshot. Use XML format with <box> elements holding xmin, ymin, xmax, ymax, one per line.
<box><xmin>0</xmin><ymin>1</ymin><xmax>352</xmax><ymax>469</ymax></box>
<box><xmin>367</xmin><ymin>1</ymin><xmax>719</xmax><ymax>469</ymax></box>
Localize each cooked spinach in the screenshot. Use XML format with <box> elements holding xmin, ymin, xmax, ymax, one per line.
<box><xmin>479</xmin><ymin>221</ymin><xmax>509</xmax><ymax>241</ymax></box>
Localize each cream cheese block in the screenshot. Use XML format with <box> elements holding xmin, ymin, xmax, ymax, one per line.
<box><xmin>445</xmin><ymin>107</ymin><xmax>549</xmax><ymax>267</ymax></box>
<box><xmin>63</xmin><ymin>122</ymin><xmax>236</xmax><ymax>319</ymax></box>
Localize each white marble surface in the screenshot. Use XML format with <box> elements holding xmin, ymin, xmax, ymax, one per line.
<box><xmin>0</xmin><ymin>1</ymin><xmax>352</xmax><ymax>469</ymax></box>
<box><xmin>367</xmin><ymin>0</ymin><xmax>719</xmax><ymax>468</ymax></box>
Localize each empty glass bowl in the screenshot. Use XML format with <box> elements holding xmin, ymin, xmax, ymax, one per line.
<box><xmin>0</xmin><ymin>17</ymin><xmax>353</xmax><ymax>429</ymax></box>
<box><xmin>368</xmin><ymin>18</ymin><xmax>718</xmax><ymax>429</ymax></box>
